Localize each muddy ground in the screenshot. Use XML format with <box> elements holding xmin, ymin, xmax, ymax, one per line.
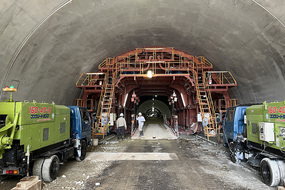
<box><xmin>0</xmin><ymin>135</ymin><xmax>275</xmax><ymax>190</ymax></box>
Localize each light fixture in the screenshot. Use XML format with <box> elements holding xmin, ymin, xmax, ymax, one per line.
<box><xmin>173</xmin><ymin>91</ymin><xmax>177</xmax><ymax>102</ymax></box>
<box><xmin>123</xmin><ymin>94</ymin><xmax>128</xmax><ymax>107</ymax></box>
<box><xmin>147</xmin><ymin>70</ymin><xmax>153</xmax><ymax>78</ymax></box>
<box><xmin>131</xmin><ymin>91</ymin><xmax>136</xmax><ymax>102</ymax></box>
<box><xmin>181</xmin><ymin>93</ymin><xmax>186</xmax><ymax>107</ymax></box>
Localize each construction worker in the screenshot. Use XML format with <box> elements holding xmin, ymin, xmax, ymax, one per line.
<box><xmin>136</xmin><ymin>112</ymin><xmax>145</xmax><ymax>137</ymax></box>
<box><xmin>116</xmin><ymin>113</ymin><xmax>127</xmax><ymax>140</ymax></box>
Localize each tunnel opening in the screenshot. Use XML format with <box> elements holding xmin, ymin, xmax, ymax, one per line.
<box><xmin>75</xmin><ymin>47</ymin><xmax>238</xmax><ymax>140</ymax></box>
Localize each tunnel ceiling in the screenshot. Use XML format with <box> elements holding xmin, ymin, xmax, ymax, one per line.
<box><xmin>1</xmin><ymin>0</ymin><xmax>285</xmax><ymax>105</ymax></box>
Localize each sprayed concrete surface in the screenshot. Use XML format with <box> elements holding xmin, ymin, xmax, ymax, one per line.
<box><xmin>0</xmin><ymin>135</ymin><xmax>276</xmax><ymax>190</ymax></box>
<box><xmin>1</xmin><ymin>1</ymin><xmax>285</xmax><ymax>104</ymax></box>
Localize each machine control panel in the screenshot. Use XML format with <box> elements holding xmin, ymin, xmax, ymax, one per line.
<box><xmin>259</xmin><ymin>122</ymin><xmax>275</xmax><ymax>142</ymax></box>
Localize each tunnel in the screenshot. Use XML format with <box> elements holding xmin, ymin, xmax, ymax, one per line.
<box><xmin>1</xmin><ymin>1</ymin><xmax>285</xmax><ymax>138</ymax></box>
<box><xmin>1</xmin><ymin>1</ymin><xmax>285</xmax><ymax>188</ymax></box>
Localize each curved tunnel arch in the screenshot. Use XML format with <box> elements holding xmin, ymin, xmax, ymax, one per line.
<box><xmin>1</xmin><ymin>0</ymin><xmax>285</xmax><ymax>104</ymax></box>
<box><xmin>146</xmin><ymin>107</ymin><xmax>162</xmax><ymax>118</ymax></box>
<box><xmin>137</xmin><ymin>100</ymin><xmax>171</xmax><ymax>119</ymax></box>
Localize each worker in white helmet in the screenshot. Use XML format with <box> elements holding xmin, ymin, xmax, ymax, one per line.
<box><xmin>116</xmin><ymin>113</ymin><xmax>127</xmax><ymax>140</ymax></box>
<box><xmin>136</xmin><ymin>112</ymin><xmax>145</xmax><ymax>137</ymax></box>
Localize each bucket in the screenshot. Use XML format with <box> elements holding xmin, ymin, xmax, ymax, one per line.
<box><xmin>92</xmin><ymin>139</ymin><xmax>99</xmax><ymax>146</ymax></box>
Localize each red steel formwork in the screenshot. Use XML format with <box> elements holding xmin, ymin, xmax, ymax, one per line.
<box><xmin>75</xmin><ymin>47</ymin><xmax>237</xmax><ymax>140</ymax></box>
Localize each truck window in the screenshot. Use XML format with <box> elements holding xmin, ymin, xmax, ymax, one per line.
<box><xmin>226</xmin><ymin>109</ymin><xmax>234</xmax><ymax>122</ymax></box>
<box><xmin>80</xmin><ymin>108</ymin><xmax>89</xmax><ymax>122</ymax></box>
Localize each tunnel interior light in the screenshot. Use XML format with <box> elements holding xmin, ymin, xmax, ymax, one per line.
<box><xmin>147</xmin><ymin>70</ymin><xmax>153</xmax><ymax>78</ymax></box>
<box><xmin>181</xmin><ymin>93</ymin><xmax>186</xmax><ymax>107</ymax></box>
<box><xmin>173</xmin><ymin>91</ymin><xmax>177</xmax><ymax>102</ymax></box>
<box><xmin>123</xmin><ymin>94</ymin><xmax>128</xmax><ymax>107</ymax></box>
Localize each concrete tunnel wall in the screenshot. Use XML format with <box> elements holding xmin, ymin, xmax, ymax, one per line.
<box><xmin>1</xmin><ymin>0</ymin><xmax>285</xmax><ymax>105</ymax></box>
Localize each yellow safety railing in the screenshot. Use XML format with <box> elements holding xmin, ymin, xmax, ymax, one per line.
<box><xmin>218</xmin><ymin>99</ymin><xmax>239</xmax><ymax>112</ymax></box>
<box><xmin>98</xmin><ymin>58</ymin><xmax>108</xmax><ymax>68</ymax></box>
<box><xmin>74</xmin><ymin>99</ymin><xmax>94</xmax><ymax>111</ymax></box>
<box><xmin>196</xmin><ymin>56</ymin><xmax>213</xmax><ymax>68</ymax></box>
<box><xmin>76</xmin><ymin>73</ymin><xmax>105</xmax><ymax>86</ymax></box>
<box><xmin>74</xmin><ymin>99</ymin><xmax>84</xmax><ymax>107</ymax></box>
<box><xmin>117</xmin><ymin>61</ymin><xmax>194</xmax><ymax>76</ymax></box>
<box><xmin>207</xmin><ymin>71</ymin><xmax>237</xmax><ymax>85</ymax></box>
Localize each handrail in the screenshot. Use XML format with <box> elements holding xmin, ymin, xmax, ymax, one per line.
<box><xmin>117</xmin><ymin>61</ymin><xmax>194</xmax><ymax>76</ymax></box>
<box><xmin>76</xmin><ymin>73</ymin><xmax>105</xmax><ymax>86</ymax></box>
<box><xmin>193</xmin><ymin>68</ymin><xmax>218</xmax><ymax>141</ymax></box>
<box><xmin>206</xmin><ymin>71</ymin><xmax>237</xmax><ymax>85</ymax></box>
<box><xmin>99</xmin><ymin>58</ymin><xmax>108</xmax><ymax>68</ymax></box>
<box><xmin>203</xmin><ymin>72</ymin><xmax>217</xmax><ymax>118</ymax></box>
<box><xmin>196</xmin><ymin>56</ymin><xmax>213</xmax><ymax>68</ymax></box>
<box><xmin>218</xmin><ymin>99</ymin><xmax>238</xmax><ymax>111</ymax></box>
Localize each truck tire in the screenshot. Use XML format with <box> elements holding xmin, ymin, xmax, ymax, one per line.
<box><xmin>260</xmin><ymin>158</ymin><xmax>280</xmax><ymax>186</ymax></box>
<box><xmin>42</xmin><ymin>155</ymin><xmax>60</xmax><ymax>182</ymax></box>
<box><xmin>32</xmin><ymin>158</ymin><xmax>45</xmax><ymax>180</ymax></box>
<box><xmin>277</xmin><ymin>160</ymin><xmax>285</xmax><ymax>185</ymax></box>
<box><xmin>76</xmin><ymin>140</ymin><xmax>87</xmax><ymax>162</ymax></box>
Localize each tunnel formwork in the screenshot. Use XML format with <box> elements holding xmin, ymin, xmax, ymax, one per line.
<box><xmin>75</xmin><ymin>47</ymin><xmax>237</xmax><ymax>140</ymax></box>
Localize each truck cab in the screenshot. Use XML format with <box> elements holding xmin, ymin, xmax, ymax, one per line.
<box><xmin>223</xmin><ymin>106</ymin><xmax>248</xmax><ymax>146</ymax></box>
<box><xmin>68</xmin><ymin>106</ymin><xmax>92</xmax><ymax>143</ymax></box>
<box><xmin>68</xmin><ymin>106</ymin><xmax>92</xmax><ymax>161</ymax></box>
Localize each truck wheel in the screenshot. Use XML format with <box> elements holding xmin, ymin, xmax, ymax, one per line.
<box><xmin>42</xmin><ymin>155</ymin><xmax>60</xmax><ymax>182</ymax></box>
<box><xmin>260</xmin><ymin>158</ymin><xmax>280</xmax><ymax>186</ymax></box>
<box><xmin>76</xmin><ymin>140</ymin><xmax>87</xmax><ymax>162</ymax></box>
<box><xmin>277</xmin><ymin>160</ymin><xmax>285</xmax><ymax>185</ymax></box>
<box><xmin>32</xmin><ymin>158</ymin><xmax>45</xmax><ymax>180</ymax></box>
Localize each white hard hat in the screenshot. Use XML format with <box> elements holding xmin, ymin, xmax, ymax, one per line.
<box><xmin>138</xmin><ymin>112</ymin><xmax>142</xmax><ymax>116</ymax></box>
<box><xmin>120</xmin><ymin>113</ymin><xmax>124</xmax><ymax>117</ymax></box>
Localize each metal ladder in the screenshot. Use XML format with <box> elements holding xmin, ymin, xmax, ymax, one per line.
<box><xmin>93</xmin><ymin>61</ymin><xmax>117</xmax><ymax>139</ymax></box>
<box><xmin>194</xmin><ymin>58</ymin><xmax>217</xmax><ymax>141</ymax></box>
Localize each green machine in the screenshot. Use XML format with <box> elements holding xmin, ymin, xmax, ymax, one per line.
<box><xmin>0</xmin><ymin>101</ymin><xmax>70</xmax><ymax>157</ymax></box>
<box><xmin>245</xmin><ymin>101</ymin><xmax>285</xmax><ymax>186</ymax></box>
<box><xmin>223</xmin><ymin>100</ymin><xmax>285</xmax><ymax>186</ymax></box>
<box><xmin>247</xmin><ymin>101</ymin><xmax>285</xmax><ymax>151</ymax></box>
<box><xmin>0</xmin><ymin>86</ymin><xmax>92</xmax><ymax>182</ymax></box>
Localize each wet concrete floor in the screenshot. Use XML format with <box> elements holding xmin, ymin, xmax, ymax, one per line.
<box><xmin>38</xmin><ymin>135</ymin><xmax>273</xmax><ymax>190</ymax></box>
<box><xmin>0</xmin><ymin>121</ymin><xmax>275</xmax><ymax>190</ymax></box>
